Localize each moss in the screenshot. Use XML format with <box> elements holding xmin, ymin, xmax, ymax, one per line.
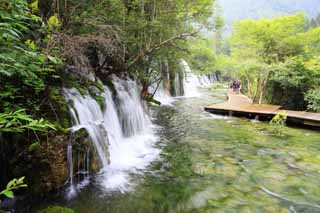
<box><xmin>100</xmin><ymin>78</ymin><xmax>117</xmax><ymax>96</ymax></box>
<box><xmin>47</xmin><ymin>87</ymin><xmax>72</xmax><ymax>128</ymax></box>
<box><xmin>145</xmin><ymin>95</ymin><xmax>161</xmax><ymax>106</ymax></box>
<box><xmin>73</xmin><ymin>128</ymin><xmax>101</xmax><ymax>173</ymax></box>
<box><xmin>95</xmin><ymin>95</ymin><xmax>106</xmax><ymax>110</ymax></box>
<box><xmin>62</xmin><ymin>74</ymin><xmax>88</xmax><ymax>96</ymax></box>
<box><xmin>93</xmin><ymin>81</ymin><xmax>105</xmax><ymax>93</ymax></box>
<box><xmin>62</xmin><ymin>74</ymin><xmax>80</xmax><ymax>89</ymax></box>
<box><xmin>28</xmin><ymin>142</ymin><xmax>40</xmax><ymax>153</ymax></box>
<box><xmin>76</xmin><ymin>86</ymin><xmax>88</xmax><ymax>96</ymax></box>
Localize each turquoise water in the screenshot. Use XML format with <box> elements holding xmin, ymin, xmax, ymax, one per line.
<box><xmin>36</xmin><ymin>88</ymin><xmax>320</xmax><ymax>213</ymax></box>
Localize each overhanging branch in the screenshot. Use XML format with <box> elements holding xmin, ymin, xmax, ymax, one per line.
<box><xmin>127</xmin><ymin>31</ymin><xmax>198</xmax><ymax>68</ymax></box>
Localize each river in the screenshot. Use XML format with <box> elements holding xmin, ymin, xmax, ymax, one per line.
<box><xmin>35</xmin><ymin>86</ymin><xmax>320</xmax><ymax>213</ymax></box>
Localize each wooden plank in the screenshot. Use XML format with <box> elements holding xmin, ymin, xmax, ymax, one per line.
<box><xmin>205</xmin><ymin>91</ymin><xmax>320</xmax><ymax>127</ymax></box>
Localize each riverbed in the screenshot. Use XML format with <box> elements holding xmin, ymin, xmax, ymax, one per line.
<box><xmin>36</xmin><ymin>87</ymin><xmax>320</xmax><ymax>212</ymax></box>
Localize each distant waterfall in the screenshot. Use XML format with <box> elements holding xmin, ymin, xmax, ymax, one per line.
<box><xmin>181</xmin><ymin>60</ymin><xmax>216</xmax><ymax>97</ymax></box>
<box><xmin>181</xmin><ymin>60</ymin><xmax>200</xmax><ymax>97</ymax></box>
<box><xmin>64</xmin><ymin>77</ymin><xmax>159</xmax><ymax>195</ymax></box>
<box><xmin>152</xmin><ymin>82</ymin><xmax>174</xmax><ymax>105</ymax></box>
<box><xmin>151</xmin><ymin>60</ymin><xmax>216</xmax><ymax>104</ymax></box>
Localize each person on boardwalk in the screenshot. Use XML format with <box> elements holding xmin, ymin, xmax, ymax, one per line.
<box><xmin>231</xmin><ymin>80</ymin><xmax>241</xmax><ymax>93</ymax></box>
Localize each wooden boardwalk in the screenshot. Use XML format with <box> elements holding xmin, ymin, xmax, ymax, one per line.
<box><xmin>205</xmin><ymin>91</ymin><xmax>320</xmax><ymax>128</ymax></box>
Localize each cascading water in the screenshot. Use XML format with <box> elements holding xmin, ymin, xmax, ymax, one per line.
<box><xmin>151</xmin><ymin>60</ymin><xmax>216</xmax><ymax>104</ymax></box>
<box><xmin>64</xmin><ymin>77</ymin><xmax>159</xmax><ymax>195</ymax></box>
<box><xmin>100</xmin><ymin>76</ymin><xmax>159</xmax><ymax>192</ymax></box>
<box><xmin>181</xmin><ymin>60</ymin><xmax>201</xmax><ymax>97</ymax></box>
<box><xmin>152</xmin><ymin>82</ymin><xmax>174</xmax><ymax>105</ymax></box>
<box><xmin>181</xmin><ymin>60</ymin><xmax>216</xmax><ymax>97</ymax></box>
<box><xmin>64</xmin><ymin>89</ymin><xmax>110</xmax><ymax>168</ymax></box>
<box><xmin>66</xmin><ymin>144</ymin><xmax>76</xmax><ymax>199</ymax></box>
<box><xmin>112</xmin><ymin>77</ymin><xmax>151</xmax><ymax>137</ymax></box>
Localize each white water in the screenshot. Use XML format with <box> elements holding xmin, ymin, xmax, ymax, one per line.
<box><xmin>64</xmin><ymin>89</ymin><xmax>110</xmax><ymax>167</ymax></box>
<box><xmin>181</xmin><ymin>60</ymin><xmax>215</xmax><ymax>98</ymax></box>
<box><xmin>64</xmin><ymin>77</ymin><xmax>159</xmax><ymax>195</ymax></box>
<box><xmin>99</xmin><ymin>76</ymin><xmax>159</xmax><ymax>192</ymax></box>
<box><xmin>112</xmin><ymin>77</ymin><xmax>151</xmax><ymax>137</ymax></box>
<box><xmin>152</xmin><ymin>60</ymin><xmax>216</xmax><ymax>104</ymax></box>
<box><xmin>181</xmin><ymin>60</ymin><xmax>200</xmax><ymax>97</ymax></box>
<box><xmin>181</xmin><ymin>60</ymin><xmax>216</xmax><ymax>97</ymax></box>
<box><xmin>66</xmin><ymin>144</ymin><xmax>76</xmax><ymax>199</ymax></box>
<box><xmin>152</xmin><ymin>82</ymin><xmax>174</xmax><ymax>106</ymax></box>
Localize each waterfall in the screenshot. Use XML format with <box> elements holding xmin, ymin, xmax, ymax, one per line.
<box><xmin>152</xmin><ymin>82</ymin><xmax>174</xmax><ymax>105</ymax></box>
<box><xmin>64</xmin><ymin>88</ymin><xmax>110</xmax><ymax>168</ymax></box>
<box><xmin>181</xmin><ymin>60</ymin><xmax>216</xmax><ymax>97</ymax></box>
<box><xmin>64</xmin><ymin>77</ymin><xmax>159</xmax><ymax>194</ymax></box>
<box><xmin>86</xmin><ymin>149</ymin><xmax>90</xmax><ymax>178</ymax></box>
<box><xmin>100</xmin><ymin>76</ymin><xmax>159</xmax><ymax>192</ymax></box>
<box><xmin>66</xmin><ymin>144</ymin><xmax>76</xmax><ymax>199</ymax></box>
<box><xmin>112</xmin><ymin>77</ymin><xmax>151</xmax><ymax>137</ymax></box>
<box><xmin>181</xmin><ymin>60</ymin><xmax>201</xmax><ymax>97</ymax></box>
<box><xmin>151</xmin><ymin>60</ymin><xmax>216</xmax><ymax>103</ymax></box>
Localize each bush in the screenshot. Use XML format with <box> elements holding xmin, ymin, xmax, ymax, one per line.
<box><xmin>305</xmin><ymin>89</ymin><xmax>320</xmax><ymax>112</ymax></box>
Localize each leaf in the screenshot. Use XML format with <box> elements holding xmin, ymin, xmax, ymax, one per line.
<box><xmin>17</xmin><ymin>177</ymin><xmax>25</xmax><ymax>185</ymax></box>
<box><xmin>6</xmin><ymin>179</ymin><xmax>17</xmax><ymax>189</ymax></box>
<box><xmin>0</xmin><ymin>69</ymin><xmax>12</xmax><ymax>76</ymax></box>
<box><xmin>3</xmin><ymin>190</ymin><xmax>14</xmax><ymax>198</ymax></box>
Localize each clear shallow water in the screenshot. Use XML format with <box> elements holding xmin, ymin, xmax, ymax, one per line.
<box><xmin>36</xmin><ymin>88</ymin><xmax>320</xmax><ymax>213</ymax></box>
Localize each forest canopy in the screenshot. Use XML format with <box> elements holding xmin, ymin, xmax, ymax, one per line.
<box><xmin>215</xmin><ymin>13</ymin><xmax>320</xmax><ymax>111</ymax></box>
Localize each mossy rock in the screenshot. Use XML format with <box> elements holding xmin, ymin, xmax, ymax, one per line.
<box><xmin>74</xmin><ymin>127</ymin><xmax>89</xmax><ymax>139</ymax></box>
<box><xmin>62</xmin><ymin>73</ymin><xmax>88</xmax><ymax>95</ymax></box>
<box><xmin>38</xmin><ymin>206</ymin><xmax>74</xmax><ymax>213</ymax></box>
<box><xmin>92</xmin><ymin>81</ymin><xmax>105</xmax><ymax>93</ymax></box>
<box><xmin>145</xmin><ymin>95</ymin><xmax>161</xmax><ymax>106</ymax></box>
<box><xmin>99</xmin><ymin>78</ymin><xmax>117</xmax><ymax>96</ymax></box>
<box><xmin>95</xmin><ymin>95</ymin><xmax>106</xmax><ymax>110</ymax></box>
<box><xmin>46</xmin><ymin>87</ymin><xmax>72</xmax><ymax>128</ymax></box>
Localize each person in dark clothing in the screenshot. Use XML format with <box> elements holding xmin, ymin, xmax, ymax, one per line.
<box><xmin>231</xmin><ymin>80</ymin><xmax>241</xmax><ymax>93</ymax></box>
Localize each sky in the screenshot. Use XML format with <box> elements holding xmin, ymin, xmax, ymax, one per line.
<box><xmin>219</xmin><ymin>0</ymin><xmax>320</xmax><ymax>25</ymax></box>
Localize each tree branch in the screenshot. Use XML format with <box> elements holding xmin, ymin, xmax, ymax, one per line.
<box><xmin>127</xmin><ymin>31</ymin><xmax>198</xmax><ymax>68</ymax></box>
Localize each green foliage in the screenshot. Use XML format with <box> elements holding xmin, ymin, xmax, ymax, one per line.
<box><xmin>268</xmin><ymin>57</ymin><xmax>318</xmax><ymax>109</ymax></box>
<box><xmin>269</xmin><ymin>112</ymin><xmax>287</xmax><ymax>136</ymax></box>
<box><xmin>271</xmin><ymin>58</ymin><xmax>315</xmax><ymax>89</ymax></box>
<box><xmin>47</xmin><ymin>15</ymin><xmax>61</xmax><ymax>31</ymax></box>
<box><xmin>188</xmin><ymin>38</ymin><xmax>216</xmax><ymax>74</ymax></box>
<box><xmin>65</xmin><ymin>0</ymin><xmax>216</xmax><ymax>88</ymax></box>
<box><xmin>0</xmin><ymin>177</ymin><xmax>27</xmax><ymax>201</ymax></box>
<box><xmin>231</xmin><ymin>13</ymin><xmax>306</xmax><ymax>63</ymax></box>
<box><xmin>209</xmin><ymin>82</ymin><xmax>228</xmax><ymax>90</ymax></box>
<box><xmin>0</xmin><ymin>0</ymin><xmax>62</xmax><ymax>112</ymax></box>
<box><xmin>219</xmin><ymin>14</ymin><xmax>320</xmax><ymax>109</ymax></box>
<box><xmin>270</xmin><ymin>112</ymin><xmax>287</xmax><ymax>126</ymax></box>
<box><xmin>29</xmin><ymin>0</ymin><xmax>39</xmax><ymax>13</ymax></box>
<box><xmin>0</xmin><ymin>109</ymin><xmax>56</xmax><ymax>133</ymax></box>
<box><xmin>28</xmin><ymin>141</ymin><xmax>41</xmax><ymax>152</ymax></box>
<box><xmin>305</xmin><ymin>89</ymin><xmax>320</xmax><ymax>112</ymax></box>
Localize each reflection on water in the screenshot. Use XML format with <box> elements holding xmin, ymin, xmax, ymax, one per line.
<box><xmin>36</xmin><ymin>88</ymin><xmax>320</xmax><ymax>213</ymax></box>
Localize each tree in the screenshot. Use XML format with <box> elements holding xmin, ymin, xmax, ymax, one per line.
<box><xmin>187</xmin><ymin>38</ymin><xmax>217</xmax><ymax>75</ymax></box>
<box><xmin>226</xmin><ymin>14</ymin><xmax>319</xmax><ymax>107</ymax></box>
